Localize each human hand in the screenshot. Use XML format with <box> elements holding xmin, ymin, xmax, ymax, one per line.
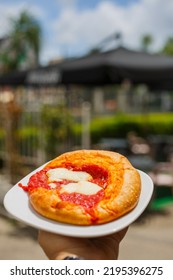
<box><xmin>38</xmin><ymin>227</ymin><xmax>128</xmax><ymax>260</ymax></box>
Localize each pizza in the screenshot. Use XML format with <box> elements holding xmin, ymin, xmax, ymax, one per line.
<box><xmin>19</xmin><ymin>150</ymin><xmax>141</xmax><ymax>225</ymax></box>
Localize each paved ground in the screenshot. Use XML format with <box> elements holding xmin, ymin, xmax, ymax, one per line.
<box><xmin>119</xmin><ymin>205</ymin><xmax>173</xmax><ymax>260</ymax></box>
<box><xmin>0</xmin><ymin>173</ymin><xmax>173</xmax><ymax>260</ymax></box>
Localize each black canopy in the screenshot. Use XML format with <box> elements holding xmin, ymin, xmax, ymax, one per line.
<box><xmin>60</xmin><ymin>47</ymin><xmax>173</xmax><ymax>89</ymax></box>
<box><xmin>0</xmin><ymin>47</ymin><xmax>173</xmax><ymax>89</ymax></box>
<box><xmin>0</xmin><ymin>69</ymin><xmax>27</xmax><ymax>86</ymax></box>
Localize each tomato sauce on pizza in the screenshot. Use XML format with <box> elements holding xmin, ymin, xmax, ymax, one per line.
<box><xmin>20</xmin><ymin>164</ymin><xmax>106</xmax><ymax>211</ymax></box>
<box><xmin>19</xmin><ymin>150</ymin><xmax>141</xmax><ymax>225</ymax></box>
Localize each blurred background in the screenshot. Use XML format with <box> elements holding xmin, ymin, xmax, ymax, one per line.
<box><xmin>0</xmin><ymin>0</ymin><xmax>173</xmax><ymax>260</ymax></box>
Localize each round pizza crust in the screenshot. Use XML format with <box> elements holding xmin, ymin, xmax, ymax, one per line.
<box><xmin>28</xmin><ymin>150</ymin><xmax>141</xmax><ymax>225</ymax></box>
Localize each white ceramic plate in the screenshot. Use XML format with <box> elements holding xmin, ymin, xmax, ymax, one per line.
<box><xmin>3</xmin><ymin>166</ymin><xmax>153</xmax><ymax>238</ymax></box>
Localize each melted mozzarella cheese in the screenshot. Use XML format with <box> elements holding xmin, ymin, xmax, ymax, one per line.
<box><xmin>61</xmin><ymin>181</ymin><xmax>102</xmax><ymax>195</ymax></box>
<box><xmin>47</xmin><ymin>167</ymin><xmax>102</xmax><ymax>195</ymax></box>
<box><xmin>47</xmin><ymin>167</ymin><xmax>92</xmax><ymax>182</ymax></box>
<box><xmin>48</xmin><ymin>183</ymin><xmax>57</xmax><ymax>189</ymax></box>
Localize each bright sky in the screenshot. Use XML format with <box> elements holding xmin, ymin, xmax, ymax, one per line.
<box><xmin>0</xmin><ymin>0</ymin><xmax>173</xmax><ymax>65</ymax></box>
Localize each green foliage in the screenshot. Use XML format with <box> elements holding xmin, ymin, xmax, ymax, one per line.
<box><xmin>1</xmin><ymin>10</ymin><xmax>41</xmax><ymax>72</ymax></box>
<box><xmin>41</xmin><ymin>105</ymin><xmax>73</xmax><ymax>159</ymax></box>
<box><xmin>0</xmin><ymin>128</ymin><xmax>5</xmax><ymax>138</ymax></box>
<box><xmin>141</xmin><ymin>34</ymin><xmax>153</xmax><ymax>52</ymax></box>
<box><xmin>12</xmin><ymin>112</ymin><xmax>173</xmax><ymax>159</ymax></box>
<box><xmin>161</xmin><ymin>37</ymin><xmax>173</xmax><ymax>56</ymax></box>
<box><xmin>17</xmin><ymin>126</ymin><xmax>39</xmax><ymax>140</ymax></box>
<box><xmin>15</xmin><ymin>106</ymin><xmax>74</xmax><ymax>159</ymax></box>
<box><xmin>74</xmin><ymin>113</ymin><xmax>173</xmax><ymax>144</ymax></box>
<box><xmin>10</xmin><ymin>10</ymin><xmax>41</xmax><ymax>58</ymax></box>
<box><xmin>17</xmin><ymin>126</ymin><xmax>39</xmax><ymax>156</ymax></box>
<box><xmin>0</xmin><ymin>128</ymin><xmax>5</xmax><ymax>149</ymax></box>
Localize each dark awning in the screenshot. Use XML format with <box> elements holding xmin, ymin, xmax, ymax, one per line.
<box><xmin>0</xmin><ymin>47</ymin><xmax>173</xmax><ymax>89</ymax></box>
<box><xmin>59</xmin><ymin>47</ymin><xmax>173</xmax><ymax>88</ymax></box>
<box><xmin>0</xmin><ymin>70</ymin><xmax>27</xmax><ymax>86</ymax></box>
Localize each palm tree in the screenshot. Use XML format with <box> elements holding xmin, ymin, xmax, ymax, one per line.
<box><xmin>161</xmin><ymin>37</ymin><xmax>173</xmax><ymax>56</ymax></box>
<box><xmin>2</xmin><ymin>10</ymin><xmax>41</xmax><ymax>72</ymax></box>
<box><xmin>141</xmin><ymin>34</ymin><xmax>153</xmax><ymax>52</ymax></box>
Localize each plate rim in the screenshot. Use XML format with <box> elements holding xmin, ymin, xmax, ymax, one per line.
<box><xmin>3</xmin><ymin>169</ymin><xmax>154</xmax><ymax>238</ymax></box>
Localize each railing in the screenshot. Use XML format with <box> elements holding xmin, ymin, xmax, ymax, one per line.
<box><xmin>0</xmin><ymin>87</ymin><xmax>67</xmax><ymax>183</ymax></box>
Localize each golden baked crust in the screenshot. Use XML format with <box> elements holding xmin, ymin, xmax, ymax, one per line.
<box><xmin>27</xmin><ymin>150</ymin><xmax>141</xmax><ymax>225</ymax></box>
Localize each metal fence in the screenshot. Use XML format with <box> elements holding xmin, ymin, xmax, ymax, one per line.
<box><xmin>0</xmin><ymin>86</ymin><xmax>69</xmax><ymax>183</ymax></box>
